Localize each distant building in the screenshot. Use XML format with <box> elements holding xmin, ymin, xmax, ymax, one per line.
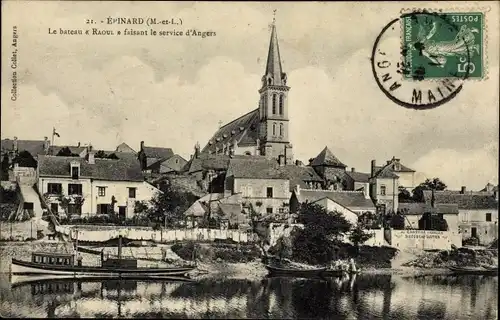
<box><xmin>345</xmin><ymin>167</ymin><xmax>370</xmax><ymax>192</ymax></box>
<box><xmin>398</xmin><ymin>202</ymin><xmax>460</xmax><ymax>231</ymax></box>
<box><xmin>309</xmin><ymin>146</ymin><xmax>347</xmax><ymax>190</ymax></box>
<box><xmin>1</xmin><ymin>136</ymin><xmax>50</xmax><ymax>160</ymax></box>
<box><xmin>115</xmin><ymin>142</ymin><xmax>136</xmax><ymax>154</ymax></box>
<box><xmin>137</xmin><ymin>141</ymin><xmax>186</xmax><ymax>174</ymax></box>
<box><xmin>289</xmin><ymin>185</ymin><xmax>376</xmax><ymax>225</ymax></box>
<box><xmin>38</xmin><ymin>146</ymin><xmax>159</xmax><ymax>219</ymax></box>
<box><xmin>423</xmin><ymin>186</ymin><xmax>498</xmax><ymax>246</ymax></box>
<box><xmin>369</xmin><ymin>157</ymin><xmax>416</xmax><ymax>214</ymax></box>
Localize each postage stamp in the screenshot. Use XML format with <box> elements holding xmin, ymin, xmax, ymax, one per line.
<box><xmin>402</xmin><ymin>12</ymin><xmax>485</xmax><ymax>80</ymax></box>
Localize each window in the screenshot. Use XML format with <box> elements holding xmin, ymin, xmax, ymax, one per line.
<box><xmin>97</xmin><ymin>204</ymin><xmax>109</xmax><ymax>214</ymax></box>
<box><xmin>118</xmin><ymin>206</ymin><xmax>126</xmax><ymax>218</ymax></box>
<box><xmin>71</xmin><ymin>166</ymin><xmax>79</xmax><ymax>179</ymax></box>
<box><xmin>272</xmin><ymin>94</ymin><xmax>277</xmax><ymax>114</ymax></box>
<box><xmin>380</xmin><ymin>185</ymin><xmax>386</xmax><ymax>196</ymax></box>
<box><xmin>47</xmin><ymin>183</ymin><xmax>62</xmax><ymax>195</ymax></box>
<box><xmin>67</xmin><ymin>204</ymin><xmax>82</xmax><ymax>214</ymax></box>
<box><xmin>272</xmin><ymin>123</ymin><xmax>276</xmax><ymax>136</ymax></box>
<box><xmin>279</xmin><ymin>95</ymin><xmax>284</xmax><ymax>115</ymax></box>
<box><xmin>68</xmin><ymin>183</ymin><xmax>82</xmax><ymax>195</ymax></box>
<box><xmin>128</xmin><ymin>187</ymin><xmax>136</xmax><ymax>198</ymax></box>
<box><xmin>98</xmin><ymin>187</ymin><xmax>106</xmax><ymax>197</ymax></box>
<box><xmin>279</xmin><ymin>123</ymin><xmax>283</xmax><ymax>136</ymax></box>
<box><xmin>267</xmin><ymin>187</ymin><xmax>273</xmax><ymax>198</ymax></box>
<box><xmin>266</xmin><ymin>207</ymin><xmax>273</xmax><ymax>214</ymax></box>
<box><xmin>50</xmin><ymin>203</ymin><xmax>58</xmax><ymax>213</ymax></box>
<box><xmin>486</xmin><ymin>213</ymin><xmax>492</xmax><ymax>222</ymax></box>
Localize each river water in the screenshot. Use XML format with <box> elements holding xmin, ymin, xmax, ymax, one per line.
<box><xmin>0</xmin><ymin>272</ymin><xmax>497</xmax><ymax>319</ymax></box>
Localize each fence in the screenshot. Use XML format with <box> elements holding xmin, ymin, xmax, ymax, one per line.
<box><xmin>55</xmin><ymin>225</ymin><xmax>254</xmax><ymax>243</ymax></box>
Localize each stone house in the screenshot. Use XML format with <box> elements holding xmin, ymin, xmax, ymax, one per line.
<box><xmin>137</xmin><ymin>141</ymin><xmax>186</xmax><ymax>174</ymax></box>
<box><xmin>423</xmin><ymin>186</ymin><xmax>498</xmax><ymax>246</ymax></box>
<box><xmin>344</xmin><ymin>167</ymin><xmax>370</xmax><ymax>192</ymax></box>
<box><xmin>309</xmin><ymin>146</ymin><xmax>347</xmax><ymax>190</ymax></box>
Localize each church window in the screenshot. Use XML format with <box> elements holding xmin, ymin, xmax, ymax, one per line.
<box><xmin>272</xmin><ymin>94</ymin><xmax>277</xmax><ymax>114</ymax></box>
<box><xmin>279</xmin><ymin>95</ymin><xmax>284</xmax><ymax>115</ymax></box>
<box><xmin>272</xmin><ymin>123</ymin><xmax>277</xmax><ymax>136</ymax></box>
<box><xmin>279</xmin><ymin>123</ymin><xmax>283</xmax><ymax>136</ymax></box>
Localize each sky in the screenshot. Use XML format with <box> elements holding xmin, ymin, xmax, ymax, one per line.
<box><xmin>1</xmin><ymin>1</ymin><xmax>498</xmax><ymax>190</ymax></box>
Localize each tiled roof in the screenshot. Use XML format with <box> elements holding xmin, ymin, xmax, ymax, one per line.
<box><xmin>142</xmin><ymin>146</ymin><xmax>174</xmax><ymax>160</ymax></box>
<box><xmin>398</xmin><ymin>202</ymin><xmax>459</xmax><ymax>215</ymax></box>
<box><xmin>310</xmin><ymin>147</ymin><xmax>346</xmax><ymax>168</ymax></box>
<box><xmin>226</xmin><ymin>158</ymin><xmax>323</xmax><ymax>188</ymax></box>
<box><xmin>373</xmin><ymin>158</ymin><xmax>415</xmax><ymax>178</ymax></box>
<box><xmin>201</xmin><ymin>109</ymin><xmax>260</xmax><ymax>154</ymax></box>
<box><xmin>423</xmin><ymin>190</ymin><xmax>498</xmax><ymax>210</ymax></box>
<box><xmin>115</xmin><ymin>142</ymin><xmax>136</xmax><ymax>154</ymax></box>
<box><xmin>217</xmin><ymin>203</ymin><xmax>246</xmax><ymax>223</ymax></box>
<box><xmin>295</xmin><ymin>189</ymin><xmax>375</xmax><ymax>210</ymax></box>
<box><xmin>184</xmin><ymin>201</ymin><xmax>208</xmax><ymax>217</ymax></box>
<box><xmin>346</xmin><ymin>171</ymin><xmax>370</xmax><ymax>183</ymax></box>
<box><xmin>38</xmin><ymin>155</ymin><xmax>144</xmax><ymax>182</ymax></box>
<box><xmin>1</xmin><ymin>139</ymin><xmax>47</xmax><ymax>157</ymax></box>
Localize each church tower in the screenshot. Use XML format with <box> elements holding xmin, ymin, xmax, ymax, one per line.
<box><xmin>258</xmin><ymin>18</ymin><xmax>293</xmax><ymax>164</ymax></box>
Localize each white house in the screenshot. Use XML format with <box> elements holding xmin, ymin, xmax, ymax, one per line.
<box><xmin>289</xmin><ymin>186</ymin><xmax>376</xmax><ymax>225</ymax></box>
<box><xmin>37</xmin><ymin>149</ymin><xmax>160</xmax><ymax>219</ymax></box>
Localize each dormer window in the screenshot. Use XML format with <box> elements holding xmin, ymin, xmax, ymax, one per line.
<box><xmin>70</xmin><ymin>161</ymin><xmax>80</xmax><ymax>180</ymax></box>
<box><xmin>394</xmin><ymin>163</ymin><xmax>401</xmax><ymax>171</ymax></box>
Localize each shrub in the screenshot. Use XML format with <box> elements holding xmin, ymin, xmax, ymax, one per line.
<box><xmin>212</xmin><ymin>244</ymin><xmax>261</xmax><ymax>263</ymax></box>
<box><xmin>292</xmin><ymin>226</ymin><xmax>334</xmax><ymax>265</ymax></box>
<box><xmin>463</xmin><ymin>236</ymin><xmax>480</xmax><ymax>246</ymax></box>
<box><xmin>171</xmin><ymin>241</ymin><xmax>200</xmax><ymax>261</ymax></box>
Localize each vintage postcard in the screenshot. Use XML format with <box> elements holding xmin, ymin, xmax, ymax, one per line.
<box><xmin>1</xmin><ymin>1</ymin><xmax>498</xmax><ymax>319</ymax></box>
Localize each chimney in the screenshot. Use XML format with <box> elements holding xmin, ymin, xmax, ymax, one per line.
<box><xmin>87</xmin><ymin>145</ymin><xmax>95</xmax><ymax>164</ymax></box>
<box><xmin>386</xmin><ymin>160</ymin><xmax>391</xmax><ymax>165</ymax></box>
<box><xmin>43</xmin><ymin>136</ymin><xmax>50</xmax><ymax>152</ymax></box>
<box><xmin>278</xmin><ymin>155</ymin><xmax>285</xmax><ymax>166</ymax></box>
<box><xmin>371</xmin><ymin>160</ymin><xmax>376</xmax><ymax>177</ymax></box>
<box><xmin>362</xmin><ymin>184</ymin><xmax>370</xmax><ymax>199</ymax></box>
<box><xmin>194</xmin><ymin>142</ymin><xmax>200</xmax><ymax>159</ymax></box>
<box><xmin>140</xmin><ymin>141</ymin><xmax>145</xmax><ymax>151</ymax></box>
<box><xmin>295</xmin><ymin>184</ymin><xmax>300</xmax><ymax>195</ymax></box>
<box><xmin>295</xmin><ymin>160</ymin><xmax>303</xmax><ymax>166</ymax></box>
<box><xmin>13</xmin><ymin>136</ymin><xmax>18</xmax><ymax>152</ymax></box>
<box><xmin>460</xmin><ymin>186</ymin><xmax>466</xmax><ymax>194</ymax></box>
<box><xmin>351</xmin><ymin>167</ymin><xmax>355</xmax><ymax>172</ymax></box>
<box><xmin>77</xmin><ymin>142</ymin><xmax>81</xmax><ymax>147</ymax></box>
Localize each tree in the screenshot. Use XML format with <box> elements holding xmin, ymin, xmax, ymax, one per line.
<box><xmin>398</xmin><ymin>186</ymin><xmax>414</xmax><ymax>203</ymax></box>
<box><xmin>390</xmin><ymin>212</ymin><xmax>406</xmax><ymax>230</ymax></box>
<box><xmin>412</xmin><ymin>178</ymin><xmax>447</xmax><ymax>202</ymax></box>
<box><xmin>296</xmin><ymin>202</ymin><xmax>352</xmax><ymax>237</ymax></box>
<box><xmin>56</xmin><ymin>147</ymin><xmax>79</xmax><ymax>157</ymax></box>
<box><xmin>1</xmin><ymin>153</ymin><xmax>10</xmax><ymax>180</ymax></box>
<box><xmin>13</xmin><ymin>151</ymin><xmax>37</xmax><ymax>168</ymax></box>
<box><xmin>348</xmin><ymin>225</ymin><xmax>374</xmax><ymax>254</ymax></box>
<box><xmin>358</xmin><ymin>211</ymin><xmax>382</xmax><ymax>229</ymax></box>
<box><xmin>95</xmin><ymin>150</ymin><xmax>107</xmax><ymax>158</ymax></box>
<box><xmin>292</xmin><ymin>226</ymin><xmax>335</xmax><ymax>265</ymax></box>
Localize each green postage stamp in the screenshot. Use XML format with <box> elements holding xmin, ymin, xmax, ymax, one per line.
<box><xmin>402</xmin><ymin>12</ymin><xmax>485</xmax><ymax>80</ymax></box>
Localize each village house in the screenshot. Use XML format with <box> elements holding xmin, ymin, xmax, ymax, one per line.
<box><xmin>289</xmin><ymin>185</ymin><xmax>376</xmax><ymax>225</ymax></box>
<box><xmin>369</xmin><ymin>157</ymin><xmax>416</xmax><ymax>214</ymax></box>
<box><xmin>398</xmin><ymin>202</ymin><xmax>460</xmax><ymax>231</ymax></box>
<box><xmin>115</xmin><ymin>142</ymin><xmax>136</xmax><ymax>154</ymax></box>
<box><xmin>137</xmin><ymin>141</ymin><xmax>187</xmax><ymax>174</ymax></box>
<box><xmin>37</xmin><ymin>146</ymin><xmax>160</xmax><ymax>219</ymax></box>
<box><xmin>423</xmin><ymin>185</ymin><xmax>498</xmax><ymax>246</ymax></box>
<box><xmin>344</xmin><ymin>167</ymin><xmax>371</xmax><ymax>192</ymax></box>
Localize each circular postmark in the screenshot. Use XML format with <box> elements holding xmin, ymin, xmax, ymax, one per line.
<box><xmin>371</xmin><ymin>11</ymin><xmax>475</xmax><ymax>110</ymax></box>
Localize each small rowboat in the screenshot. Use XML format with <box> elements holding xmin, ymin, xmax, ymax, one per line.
<box><xmin>265</xmin><ymin>264</ymin><xmax>326</xmax><ymax>277</ymax></box>
<box><xmin>448</xmin><ymin>266</ymin><xmax>498</xmax><ymax>276</ymax></box>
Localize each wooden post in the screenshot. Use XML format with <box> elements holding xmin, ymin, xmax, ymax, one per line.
<box><xmin>118</xmin><ymin>235</ymin><xmax>122</xmax><ymax>260</ymax></box>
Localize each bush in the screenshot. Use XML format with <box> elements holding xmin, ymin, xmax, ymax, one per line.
<box><xmin>463</xmin><ymin>236</ymin><xmax>480</xmax><ymax>246</ymax></box>
<box><xmin>171</xmin><ymin>241</ymin><xmax>200</xmax><ymax>261</ymax></box>
<box><xmin>292</xmin><ymin>226</ymin><xmax>334</xmax><ymax>265</ymax></box>
<box><xmin>212</xmin><ymin>244</ymin><xmax>261</xmax><ymax>263</ymax></box>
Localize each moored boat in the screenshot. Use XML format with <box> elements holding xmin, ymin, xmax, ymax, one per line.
<box><xmin>448</xmin><ymin>265</ymin><xmax>498</xmax><ymax>276</ymax></box>
<box><xmin>265</xmin><ymin>264</ymin><xmax>326</xmax><ymax>277</ymax></box>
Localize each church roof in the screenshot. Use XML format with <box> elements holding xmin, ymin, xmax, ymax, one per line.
<box><xmin>264</xmin><ymin>24</ymin><xmax>286</xmax><ymax>86</ymax></box>
<box><xmin>201</xmin><ymin>109</ymin><xmax>260</xmax><ymax>154</ymax></box>
<box><xmin>310</xmin><ymin>147</ymin><xmax>346</xmax><ymax>168</ymax></box>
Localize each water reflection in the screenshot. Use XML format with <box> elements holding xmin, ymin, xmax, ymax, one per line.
<box><xmin>0</xmin><ymin>274</ymin><xmax>497</xmax><ymax>319</ymax></box>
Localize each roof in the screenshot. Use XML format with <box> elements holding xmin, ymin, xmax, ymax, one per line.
<box><xmin>217</xmin><ymin>203</ymin><xmax>245</xmax><ymax>223</ymax></box>
<box><xmin>1</xmin><ymin>139</ymin><xmax>47</xmax><ymax>157</ymax></box>
<box><xmin>38</xmin><ymin>155</ymin><xmax>144</xmax><ymax>182</ymax></box>
<box><xmin>115</xmin><ymin>142</ymin><xmax>136</xmax><ymax>154</ymax></box>
<box><xmin>142</xmin><ymin>146</ymin><xmax>174</xmax><ymax>160</ymax></box>
<box><xmin>399</xmin><ymin>202</ymin><xmax>459</xmax><ymax>215</ymax></box>
<box><xmin>201</xmin><ymin>109</ymin><xmax>260</xmax><ymax>154</ymax></box>
<box><xmin>372</xmin><ymin>158</ymin><xmax>415</xmax><ymax>179</ymax></box>
<box><xmin>184</xmin><ymin>201</ymin><xmax>208</xmax><ymax>217</ymax></box>
<box><xmin>310</xmin><ymin>147</ymin><xmax>346</xmax><ymax>168</ymax></box>
<box><xmin>346</xmin><ymin>171</ymin><xmax>370</xmax><ymax>183</ymax></box>
<box><xmin>423</xmin><ymin>190</ymin><xmax>498</xmax><ymax>210</ymax></box>
<box><xmin>226</xmin><ymin>158</ymin><xmax>323</xmax><ymax>190</ymax></box>
<box><xmin>49</xmin><ymin>145</ymin><xmax>86</xmax><ymax>156</ymax></box>
<box><xmin>264</xmin><ymin>24</ymin><xmax>286</xmax><ymax>87</ymax></box>
<box><xmin>294</xmin><ymin>189</ymin><xmax>375</xmax><ymax>210</ymax></box>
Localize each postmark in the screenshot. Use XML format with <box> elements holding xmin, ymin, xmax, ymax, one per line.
<box><xmin>371</xmin><ymin>9</ymin><xmax>487</xmax><ymax>110</ymax></box>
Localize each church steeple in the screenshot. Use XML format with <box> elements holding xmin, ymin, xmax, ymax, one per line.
<box><xmin>257</xmin><ymin>12</ymin><xmax>293</xmax><ymax>164</ymax></box>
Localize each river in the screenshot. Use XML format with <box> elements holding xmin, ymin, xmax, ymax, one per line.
<box><xmin>0</xmin><ymin>272</ymin><xmax>497</xmax><ymax>319</ymax></box>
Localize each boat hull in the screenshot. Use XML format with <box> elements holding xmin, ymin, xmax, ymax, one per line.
<box><xmin>265</xmin><ymin>265</ymin><xmax>326</xmax><ymax>277</ymax></box>
<box><xmin>11</xmin><ymin>258</ymin><xmax>195</xmax><ymax>279</ymax></box>
<box><xmin>448</xmin><ymin>266</ymin><xmax>498</xmax><ymax>276</ymax></box>
<box><xmin>322</xmin><ymin>269</ymin><xmax>361</xmax><ymax>277</ymax></box>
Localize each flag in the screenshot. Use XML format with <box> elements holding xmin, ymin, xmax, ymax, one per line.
<box><xmin>52</xmin><ymin>128</ymin><xmax>60</xmax><ymax>138</ymax></box>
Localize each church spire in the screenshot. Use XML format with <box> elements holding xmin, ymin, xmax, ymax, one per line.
<box><xmin>263</xmin><ymin>10</ymin><xmax>287</xmax><ymax>87</ymax></box>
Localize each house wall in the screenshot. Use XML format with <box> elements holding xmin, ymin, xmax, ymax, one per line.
<box><xmin>38</xmin><ymin>177</ymin><xmax>158</xmax><ymax>218</ymax></box>
<box><xmin>395</xmin><ymin>171</ymin><xmax>415</xmax><ymax>191</ymax></box>
<box><xmin>232</xmin><ymin>178</ymin><xmax>290</xmax><ymax>214</ymax></box>
<box><xmin>458</xmin><ymin>208</ymin><xmax>498</xmax><ymax>245</ymax></box>
<box><xmin>161</xmin><ymin>155</ymin><xmax>187</xmax><ymax>173</ymax></box>
<box><xmin>391</xmin><ymin>229</ymin><xmax>462</xmax><ymax>250</ymax></box>
<box><xmin>234</xmin><ymin>145</ymin><xmax>258</xmax><ymax>156</ymax></box>
<box><xmin>370</xmin><ymin>177</ymin><xmax>399</xmax><ymax>213</ymax></box>
<box><xmin>314</xmin><ymin>198</ymin><xmax>358</xmax><ymax>225</ymax></box>
<box><xmin>354</xmin><ymin>181</ymin><xmax>369</xmax><ymax>192</ymax></box>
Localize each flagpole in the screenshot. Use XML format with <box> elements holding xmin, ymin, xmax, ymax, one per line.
<box><xmin>51</xmin><ymin>127</ymin><xmax>55</xmax><ymax>150</ymax></box>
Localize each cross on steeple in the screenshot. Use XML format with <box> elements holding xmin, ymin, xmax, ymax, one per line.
<box><xmin>273</xmin><ymin>9</ymin><xmax>277</xmax><ymax>24</ymax></box>
<box><xmin>218</xmin><ymin>120</ymin><xmax>223</xmax><ymax>128</ymax></box>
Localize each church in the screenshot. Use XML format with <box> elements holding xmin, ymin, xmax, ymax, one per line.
<box><xmin>200</xmin><ymin>21</ymin><xmax>293</xmax><ymax>164</ymax></box>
